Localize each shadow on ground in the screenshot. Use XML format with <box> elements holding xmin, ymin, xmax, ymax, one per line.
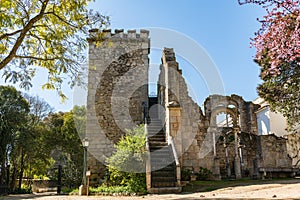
<box><xmin>0</xmin><ymin>192</ymin><xmax>60</xmax><ymax>200</ymax></box>
<box><xmin>182</xmin><ymin>178</ymin><xmax>300</xmax><ymax>193</ymax></box>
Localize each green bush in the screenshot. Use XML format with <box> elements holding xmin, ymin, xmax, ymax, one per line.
<box><xmin>68</xmin><ymin>188</ymin><xmax>79</xmax><ymax>195</ymax></box>
<box><xmin>89</xmin><ymin>185</ymin><xmax>145</xmax><ymax>196</ymax></box>
<box><xmin>196</xmin><ymin>167</ymin><xmax>212</xmax><ymax>180</ymax></box>
<box><xmin>105</xmin><ymin>125</ymin><xmax>147</xmax><ymax>194</ymax></box>
<box><xmin>61</xmin><ymin>187</ymin><xmax>76</xmax><ymax>194</ymax></box>
<box><xmin>10</xmin><ymin>184</ymin><xmax>32</xmax><ymax>194</ymax></box>
<box><xmin>181</xmin><ymin>169</ymin><xmax>191</xmax><ymax>181</ymax></box>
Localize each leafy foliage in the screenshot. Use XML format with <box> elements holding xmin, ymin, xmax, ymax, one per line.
<box><xmin>0</xmin><ymin>85</ymin><xmax>29</xmax><ymax>186</ymax></box>
<box><xmin>89</xmin><ymin>185</ymin><xmax>144</xmax><ymax>196</ymax></box>
<box><xmin>106</xmin><ymin>125</ymin><xmax>147</xmax><ymax>193</ymax></box>
<box><xmin>196</xmin><ymin>167</ymin><xmax>212</xmax><ymax>181</ymax></box>
<box><xmin>239</xmin><ymin>0</ymin><xmax>300</xmax><ymax>129</ymax></box>
<box><xmin>181</xmin><ymin>168</ymin><xmax>191</xmax><ymax>181</ymax></box>
<box><xmin>0</xmin><ymin>86</ymin><xmax>86</xmax><ymax>190</ymax></box>
<box><xmin>239</xmin><ymin>0</ymin><xmax>300</xmax><ymax>74</ymax></box>
<box><xmin>9</xmin><ymin>184</ymin><xmax>32</xmax><ymax>194</ymax></box>
<box><xmin>0</xmin><ymin>0</ymin><xmax>109</xmax><ymax>98</ymax></box>
<box><xmin>23</xmin><ymin>94</ymin><xmax>54</xmax><ymax>125</ymax></box>
<box><xmin>44</xmin><ymin>106</ymin><xmax>86</xmax><ymax>187</ymax></box>
<box><xmin>256</xmin><ymin>57</ymin><xmax>300</xmax><ymax>130</ymax></box>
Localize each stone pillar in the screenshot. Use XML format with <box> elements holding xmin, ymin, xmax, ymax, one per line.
<box><xmin>234</xmin><ymin>127</ymin><xmax>242</xmax><ymax>179</ymax></box>
<box><xmin>225</xmin><ymin>146</ymin><xmax>231</xmax><ymax>178</ymax></box>
<box><xmin>169</xmin><ymin>106</ymin><xmax>181</xmax><ymax>138</ymax></box>
<box><xmin>209</xmin><ymin>127</ymin><xmax>221</xmax><ymax>180</ymax></box>
<box><xmin>252</xmin><ymin>158</ymin><xmax>258</xmax><ymax>179</ymax></box>
<box><xmin>163</xmin><ymin>51</ymin><xmax>170</xmax><ymax>141</ymax></box>
<box><xmin>169</xmin><ymin>106</ymin><xmax>182</xmax><ymax>161</ymax></box>
<box><xmin>212</xmin><ymin>157</ymin><xmax>221</xmax><ymax>180</ymax></box>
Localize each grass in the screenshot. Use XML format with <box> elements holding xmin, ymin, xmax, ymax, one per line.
<box><xmin>182</xmin><ymin>177</ymin><xmax>297</xmax><ymax>193</ymax></box>
<box><xmin>67</xmin><ymin>185</ymin><xmax>146</xmax><ymax>196</ymax></box>
<box><xmin>66</xmin><ymin>178</ymin><xmax>298</xmax><ymax>196</ymax></box>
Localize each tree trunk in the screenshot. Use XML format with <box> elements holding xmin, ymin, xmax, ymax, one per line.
<box><xmin>18</xmin><ymin>148</ymin><xmax>25</xmax><ymax>189</ymax></box>
<box><xmin>10</xmin><ymin>163</ymin><xmax>17</xmax><ymax>191</ymax></box>
<box><xmin>0</xmin><ymin>163</ymin><xmax>5</xmax><ymax>184</ymax></box>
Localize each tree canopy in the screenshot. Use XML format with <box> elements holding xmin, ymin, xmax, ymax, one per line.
<box><xmin>0</xmin><ymin>85</ymin><xmax>86</xmax><ymax>190</ymax></box>
<box><xmin>239</xmin><ymin>0</ymin><xmax>300</xmax><ymax>130</ymax></box>
<box><xmin>0</xmin><ymin>0</ymin><xmax>109</xmax><ymax>99</ymax></box>
<box><xmin>0</xmin><ymin>85</ymin><xmax>29</xmax><ymax>185</ymax></box>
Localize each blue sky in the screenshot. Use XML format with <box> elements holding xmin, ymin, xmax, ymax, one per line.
<box><xmin>1</xmin><ymin>1</ymin><xmax>266</xmax><ymax>111</ymax></box>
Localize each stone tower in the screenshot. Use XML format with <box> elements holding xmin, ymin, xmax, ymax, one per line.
<box><xmin>86</xmin><ymin>29</ymin><xmax>150</xmax><ymax>185</ymax></box>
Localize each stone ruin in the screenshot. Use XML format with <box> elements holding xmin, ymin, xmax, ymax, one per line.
<box><xmin>85</xmin><ymin>29</ymin><xmax>298</xmax><ymax>190</ymax></box>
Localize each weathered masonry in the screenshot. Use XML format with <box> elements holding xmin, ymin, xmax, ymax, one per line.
<box><xmin>86</xmin><ymin>29</ymin><xmax>298</xmax><ymax>193</ymax></box>
<box><xmin>86</xmin><ymin>29</ymin><xmax>149</xmax><ymax>183</ymax></box>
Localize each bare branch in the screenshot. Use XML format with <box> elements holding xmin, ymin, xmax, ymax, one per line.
<box><xmin>0</xmin><ymin>30</ymin><xmax>23</xmax><ymax>40</ymax></box>
<box><xmin>44</xmin><ymin>11</ymin><xmax>79</xmax><ymax>29</ymax></box>
<box><xmin>15</xmin><ymin>55</ymin><xmax>58</xmax><ymax>61</ymax></box>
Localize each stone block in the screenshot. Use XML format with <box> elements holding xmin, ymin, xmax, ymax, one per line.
<box><xmin>79</xmin><ymin>185</ymin><xmax>88</xmax><ymax>196</ymax></box>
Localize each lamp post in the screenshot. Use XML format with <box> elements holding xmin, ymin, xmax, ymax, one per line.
<box><xmin>82</xmin><ymin>138</ymin><xmax>89</xmax><ymax>186</ymax></box>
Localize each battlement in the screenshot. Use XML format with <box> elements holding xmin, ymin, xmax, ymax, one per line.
<box><xmin>88</xmin><ymin>29</ymin><xmax>149</xmax><ymax>41</ymax></box>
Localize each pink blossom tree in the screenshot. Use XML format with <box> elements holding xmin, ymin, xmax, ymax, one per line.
<box><xmin>239</xmin><ymin>0</ymin><xmax>300</xmax><ymax>130</ymax></box>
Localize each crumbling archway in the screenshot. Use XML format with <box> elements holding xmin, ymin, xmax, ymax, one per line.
<box><xmin>205</xmin><ymin>96</ymin><xmax>242</xmax><ymax>179</ymax></box>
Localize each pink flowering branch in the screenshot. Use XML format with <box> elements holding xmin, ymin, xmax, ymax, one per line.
<box><xmin>240</xmin><ymin>0</ymin><xmax>300</xmax><ymax>76</ymax></box>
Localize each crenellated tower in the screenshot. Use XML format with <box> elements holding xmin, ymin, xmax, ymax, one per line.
<box><xmin>86</xmin><ymin>29</ymin><xmax>150</xmax><ymax>185</ymax></box>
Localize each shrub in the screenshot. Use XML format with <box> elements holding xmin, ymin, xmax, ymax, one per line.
<box><xmin>10</xmin><ymin>184</ymin><xmax>32</xmax><ymax>194</ymax></box>
<box><xmin>89</xmin><ymin>185</ymin><xmax>145</xmax><ymax>196</ymax></box>
<box><xmin>196</xmin><ymin>167</ymin><xmax>212</xmax><ymax>180</ymax></box>
<box><xmin>181</xmin><ymin>169</ymin><xmax>191</xmax><ymax>181</ymax></box>
<box><xmin>105</xmin><ymin>125</ymin><xmax>147</xmax><ymax>194</ymax></box>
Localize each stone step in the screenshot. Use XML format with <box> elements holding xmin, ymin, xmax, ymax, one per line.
<box><xmin>151</xmin><ymin>164</ymin><xmax>175</xmax><ymax>171</ymax></box>
<box><xmin>152</xmin><ymin>170</ymin><xmax>176</xmax><ymax>177</ymax></box>
<box><xmin>148</xmin><ymin>187</ymin><xmax>182</xmax><ymax>194</ymax></box>
<box><xmin>148</xmin><ymin>129</ymin><xmax>164</xmax><ymax>134</ymax></box>
<box><xmin>148</xmin><ymin>135</ymin><xmax>165</xmax><ymax>139</ymax></box>
<box><xmin>148</xmin><ymin>138</ymin><xmax>165</xmax><ymax>142</ymax></box>
<box><xmin>151</xmin><ymin>182</ymin><xmax>176</xmax><ymax>188</ymax></box>
<box><xmin>149</xmin><ymin>144</ymin><xmax>168</xmax><ymax>149</ymax></box>
<box><xmin>151</xmin><ymin>176</ymin><xmax>176</xmax><ymax>182</ymax></box>
<box><xmin>148</xmin><ymin>134</ymin><xmax>164</xmax><ymax>137</ymax></box>
<box><xmin>151</xmin><ymin>161</ymin><xmax>174</xmax><ymax>168</ymax></box>
<box><xmin>149</xmin><ymin>141</ymin><xmax>167</xmax><ymax>145</ymax></box>
<box><xmin>151</xmin><ymin>153</ymin><xmax>172</xmax><ymax>158</ymax></box>
<box><xmin>150</xmin><ymin>148</ymin><xmax>169</xmax><ymax>152</ymax></box>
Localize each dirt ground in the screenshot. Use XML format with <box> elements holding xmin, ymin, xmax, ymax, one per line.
<box><xmin>2</xmin><ymin>179</ymin><xmax>300</xmax><ymax>200</ymax></box>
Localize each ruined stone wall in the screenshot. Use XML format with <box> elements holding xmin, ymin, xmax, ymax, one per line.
<box><xmin>287</xmin><ymin>132</ymin><xmax>300</xmax><ymax>167</ymax></box>
<box><xmin>157</xmin><ymin>49</ymin><xmax>263</xmax><ymax>177</ymax></box>
<box><xmin>204</xmin><ymin>94</ymin><xmax>259</xmax><ymax>134</ymax></box>
<box><xmin>152</xmin><ymin>47</ymin><xmax>208</xmax><ymax>181</ymax></box>
<box><xmin>216</xmin><ymin>132</ymin><xmax>258</xmax><ymax>178</ymax></box>
<box><xmin>259</xmin><ymin>134</ymin><xmax>292</xmax><ymax>168</ymax></box>
<box><xmin>158</xmin><ymin>48</ymin><xmax>206</xmax><ymax>173</ymax></box>
<box><xmin>86</xmin><ymin>29</ymin><xmax>150</xmax><ymax>185</ymax></box>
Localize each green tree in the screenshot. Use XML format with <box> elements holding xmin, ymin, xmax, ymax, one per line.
<box><xmin>239</xmin><ymin>0</ymin><xmax>300</xmax><ymax>130</ymax></box>
<box><xmin>0</xmin><ymin>0</ymin><xmax>109</xmax><ymax>98</ymax></box>
<box><xmin>23</xmin><ymin>94</ymin><xmax>54</xmax><ymax>125</ymax></box>
<box><xmin>0</xmin><ymin>85</ymin><xmax>29</xmax><ymax>186</ymax></box>
<box><xmin>44</xmin><ymin>106</ymin><xmax>86</xmax><ymax>188</ymax></box>
<box><xmin>256</xmin><ymin>56</ymin><xmax>300</xmax><ymax>131</ymax></box>
<box><xmin>6</xmin><ymin>93</ymin><xmax>54</xmax><ymax>190</ymax></box>
<box><xmin>60</xmin><ymin>107</ymin><xmax>85</xmax><ymax>187</ymax></box>
<box><xmin>106</xmin><ymin>125</ymin><xmax>147</xmax><ymax>193</ymax></box>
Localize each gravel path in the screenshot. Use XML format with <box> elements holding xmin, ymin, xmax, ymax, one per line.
<box><xmin>2</xmin><ymin>180</ymin><xmax>300</xmax><ymax>200</ymax></box>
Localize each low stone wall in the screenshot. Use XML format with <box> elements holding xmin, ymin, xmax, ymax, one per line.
<box><xmin>31</xmin><ymin>180</ymin><xmax>57</xmax><ymax>193</ymax></box>
<box><xmin>258</xmin><ymin>167</ymin><xmax>298</xmax><ymax>179</ymax></box>
<box><xmin>259</xmin><ymin>134</ymin><xmax>292</xmax><ymax>168</ymax></box>
<box><xmin>287</xmin><ymin>132</ymin><xmax>300</xmax><ymax>167</ymax></box>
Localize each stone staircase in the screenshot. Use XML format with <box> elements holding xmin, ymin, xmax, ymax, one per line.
<box><xmin>147</xmin><ymin>118</ymin><xmax>181</xmax><ymax>193</ymax></box>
